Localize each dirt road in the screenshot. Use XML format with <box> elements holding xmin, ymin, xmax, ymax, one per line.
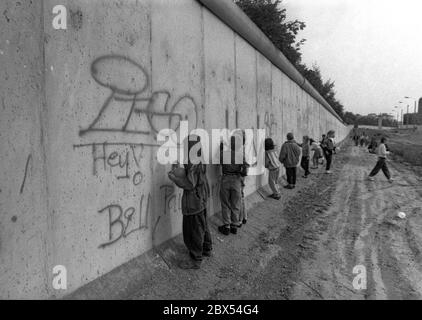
<box><xmin>246</xmin><ymin>142</ymin><xmax>422</xmax><ymax>300</ymax></box>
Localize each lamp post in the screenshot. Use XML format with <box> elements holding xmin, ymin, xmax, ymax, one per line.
<box><xmin>398</xmin><ymin>101</ymin><xmax>405</xmax><ymax>127</ymax></box>
<box><xmin>404</xmin><ymin>96</ymin><xmax>417</xmax><ymax>113</ymax></box>
<box><xmin>393</xmin><ymin>107</ymin><xmax>399</xmax><ymax>127</ymax></box>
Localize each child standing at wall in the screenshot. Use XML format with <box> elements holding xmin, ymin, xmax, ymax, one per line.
<box><xmin>265</xmin><ymin>138</ymin><xmax>281</xmax><ymax>200</ymax></box>
<box><xmin>168</xmin><ymin>135</ymin><xmax>212</xmax><ymax>269</ymax></box>
<box><xmin>218</xmin><ymin>133</ymin><xmax>248</xmax><ymax>236</ymax></box>
<box><xmin>279</xmin><ymin>133</ymin><xmax>302</xmax><ymax>189</ymax></box>
<box><xmin>309</xmin><ymin>138</ymin><xmax>323</xmax><ymax>169</ymax></box>
<box><xmin>300</xmin><ymin>135</ymin><xmax>311</xmax><ymax>178</ymax></box>
<box><xmin>238</xmin><ymin>130</ymin><xmax>249</xmax><ymax>225</ymax></box>
<box><xmin>325</xmin><ymin>130</ymin><xmax>336</xmax><ymax>174</ymax></box>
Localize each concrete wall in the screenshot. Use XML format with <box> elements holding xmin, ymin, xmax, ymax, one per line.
<box><xmin>0</xmin><ymin>0</ymin><xmax>350</xmax><ymax>299</ymax></box>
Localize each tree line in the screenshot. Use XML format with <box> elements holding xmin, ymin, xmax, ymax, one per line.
<box><xmin>235</xmin><ymin>0</ymin><xmax>370</xmax><ymax>126</ymax></box>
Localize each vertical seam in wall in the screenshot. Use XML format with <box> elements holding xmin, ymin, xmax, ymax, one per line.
<box><xmin>148</xmin><ymin>2</ymin><xmax>153</xmax><ymax>98</ymax></box>
<box><xmin>255</xmin><ymin>51</ymin><xmax>258</xmax><ymax>127</ymax></box>
<box><xmin>148</xmin><ymin>0</ymin><xmax>156</xmax><ymax>249</ymax></box>
<box><xmin>40</xmin><ymin>0</ymin><xmax>52</xmax><ymax>298</ymax></box>
<box><xmin>270</xmin><ymin>63</ymin><xmax>272</xmax><ymax>132</ymax></box>
<box><xmin>280</xmin><ymin>74</ymin><xmax>283</xmax><ymax>141</ymax></box>
<box><xmin>200</xmin><ymin>5</ymin><xmax>206</xmax><ymax>128</ymax></box>
<box><xmin>233</xmin><ymin>32</ymin><xmax>237</xmax><ymax>128</ymax></box>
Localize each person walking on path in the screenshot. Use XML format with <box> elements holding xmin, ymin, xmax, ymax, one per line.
<box><xmin>265</xmin><ymin>138</ymin><xmax>282</xmax><ymax>200</ymax></box>
<box><xmin>368</xmin><ymin>137</ymin><xmax>394</xmax><ymax>183</ymax></box>
<box><xmin>279</xmin><ymin>133</ymin><xmax>301</xmax><ymax>189</ymax></box>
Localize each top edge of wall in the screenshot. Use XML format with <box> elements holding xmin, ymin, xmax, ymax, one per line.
<box><xmin>196</xmin><ymin>0</ymin><xmax>346</xmax><ymax>125</ymax></box>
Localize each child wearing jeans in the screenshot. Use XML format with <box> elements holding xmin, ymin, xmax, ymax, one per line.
<box><xmin>265</xmin><ymin>138</ymin><xmax>282</xmax><ymax>200</ymax></box>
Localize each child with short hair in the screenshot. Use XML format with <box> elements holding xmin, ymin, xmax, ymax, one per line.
<box><xmin>368</xmin><ymin>137</ymin><xmax>394</xmax><ymax>183</ymax></box>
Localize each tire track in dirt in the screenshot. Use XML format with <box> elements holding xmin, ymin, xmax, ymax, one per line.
<box><xmin>288</xmin><ymin>143</ymin><xmax>422</xmax><ymax>299</ymax></box>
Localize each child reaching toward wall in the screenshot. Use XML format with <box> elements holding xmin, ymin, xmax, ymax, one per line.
<box><xmin>168</xmin><ymin>135</ymin><xmax>212</xmax><ymax>269</ymax></box>
<box><xmin>265</xmin><ymin>138</ymin><xmax>282</xmax><ymax>200</ymax></box>
<box><xmin>309</xmin><ymin>138</ymin><xmax>323</xmax><ymax>169</ymax></box>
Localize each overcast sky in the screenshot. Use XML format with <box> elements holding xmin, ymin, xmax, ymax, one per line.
<box><xmin>283</xmin><ymin>0</ymin><xmax>422</xmax><ymax>117</ymax></box>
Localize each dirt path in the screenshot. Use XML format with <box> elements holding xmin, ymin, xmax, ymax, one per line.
<box><xmin>246</xmin><ymin>142</ymin><xmax>422</xmax><ymax>300</ymax></box>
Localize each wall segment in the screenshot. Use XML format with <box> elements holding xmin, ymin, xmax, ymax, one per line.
<box><xmin>0</xmin><ymin>0</ymin><xmax>350</xmax><ymax>298</ymax></box>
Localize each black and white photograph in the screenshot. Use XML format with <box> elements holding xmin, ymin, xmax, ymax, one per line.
<box><xmin>1</xmin><ymin>0</ymin><xmax>422</xmax><ymax>307</ymax></box>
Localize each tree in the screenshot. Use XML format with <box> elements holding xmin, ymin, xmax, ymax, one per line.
<box><xmin>235</xmin><ymin>0</ymin><xmax>349</xmax><ymax>121</ymax></box>
<box><xmin>235</xmin><ymin>0</ymin><xmax>306</xmax><ymax>66</ymax></box>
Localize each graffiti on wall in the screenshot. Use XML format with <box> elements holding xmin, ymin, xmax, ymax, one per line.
<box><xmin>79</xmin><ymin>55</ymin><xmax>198</xmax><ymax>139</ymax></box>
<box><xmin>264</xmin><ymin>112</ymin><xmax>277</xmax><ymax>137</ymax></box>
<box><xmin>75</xmin><ymin>55</ymin><xmax>199</xmax><ymax>248</ymax></box>
<box><xmin>98</xmin><ymin>194</ymin><xmax>151</xmax><ymax>249</ymax></box>
<box><xmin>73</xmin><ymin>142</ymin><xmax>158</xmax><ymax>186</ymax></box>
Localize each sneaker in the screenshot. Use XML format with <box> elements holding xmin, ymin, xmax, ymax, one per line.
<box><xmin>218</xmin><ymin>225</ymin><xmax>230</xmax><ymax>236</ymax></box>
<box><xmin>230</xmin><ymin>226</ymin><xmax>238</xmax><ymax>234</ymax></box>
<box><xmin>283</xmin><ymin>184</ymin><xmax>291</xmax><ymax>189</ymax></box>
<box><xmin>269</xmin><ymin>194</ymin><xmax>281</xmax><ymax>200</ymax></box>
<box><xmin>242</xmin><ymin>218</ymin><xmax>247</xmax><ymax>225</ymax></box>
<box><xmin>388</xmin><ymin>178</ymin><xmax>394</xmax><ymax>183</ymax></box>
<box><xmin>367</xmin><ymin>176</ymin><xmax>374</xmax><ymax>181</ymax></box>
<box><xmin>325</xmin><ymin>170</ymin><xmax>332</xmax><ymax>174</ymax></box>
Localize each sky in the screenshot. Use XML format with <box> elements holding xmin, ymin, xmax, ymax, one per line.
<box><xmin>283</xmin><ymin>0</ymin><xmax>422</xmax><ymax>117</ymax></box>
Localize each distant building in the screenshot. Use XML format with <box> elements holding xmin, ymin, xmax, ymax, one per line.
<box><xmin>419</xmin><ymin>97</ymin><xmax>422</xmax><ymax>114</ymax></box>
<box><xmin>403</xmin><ymin>97</ymin><xmax>422</xmax><ymax>125</ymax></box>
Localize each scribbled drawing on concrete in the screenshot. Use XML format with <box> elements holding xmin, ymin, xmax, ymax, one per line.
<box><xmin>73</xmin><ymin>142</ymin><xmax>159</xmax><ymax>186</ymax></box>
<box><xmin>19</xmin><ymin>154</ymin><xmax>32</xmax><ymax>194</ymax></box>
<box><xmin>79</xmin><ymin>55</ymin><xmax>198</xmax><ymax>137</ymax></box>
<box><xmin>160</xmin><ymin>184</ymin><xmax>181</xmax><ymax>216</ymax></box>
<box><xmin>98</xmin><ymin>194</ymin><xmax>151</xmax><ymax>249</ymax></box>
<box><xmin>264</xmin><ymin>112</ymin><xmax>277</xmax><ymax>137</ymax></box>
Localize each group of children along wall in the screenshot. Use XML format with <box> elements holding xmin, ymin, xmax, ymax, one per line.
<box><xmin>167</xmin><ymin>129</ymin><xmax>337</xmax><ymax>269</ymax></box>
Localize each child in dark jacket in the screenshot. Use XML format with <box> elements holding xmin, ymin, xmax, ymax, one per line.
<box><xmin>170</xmin><ymin>135</ymin><xmax>212</xmax><ymax>269</ymax></box>
<box><xmin>279</xmin><ymin>133</ymin><xmax>302</xmax><ymax>189</ymax></box>
<box><xmin>299</xmin><ymin>135</ymin><xmax>311</xmax><ymax>178</ymax></box>
<box><xmin>265</xmin><ymin>138</ymin><xmax>282</xmax><ymax>200</ymax></box>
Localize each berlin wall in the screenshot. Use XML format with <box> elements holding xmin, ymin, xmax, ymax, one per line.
<box><xmin>0</xmin><ymin>0</ymin><xmax>350</xmax><ymax>298</ymax></box>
